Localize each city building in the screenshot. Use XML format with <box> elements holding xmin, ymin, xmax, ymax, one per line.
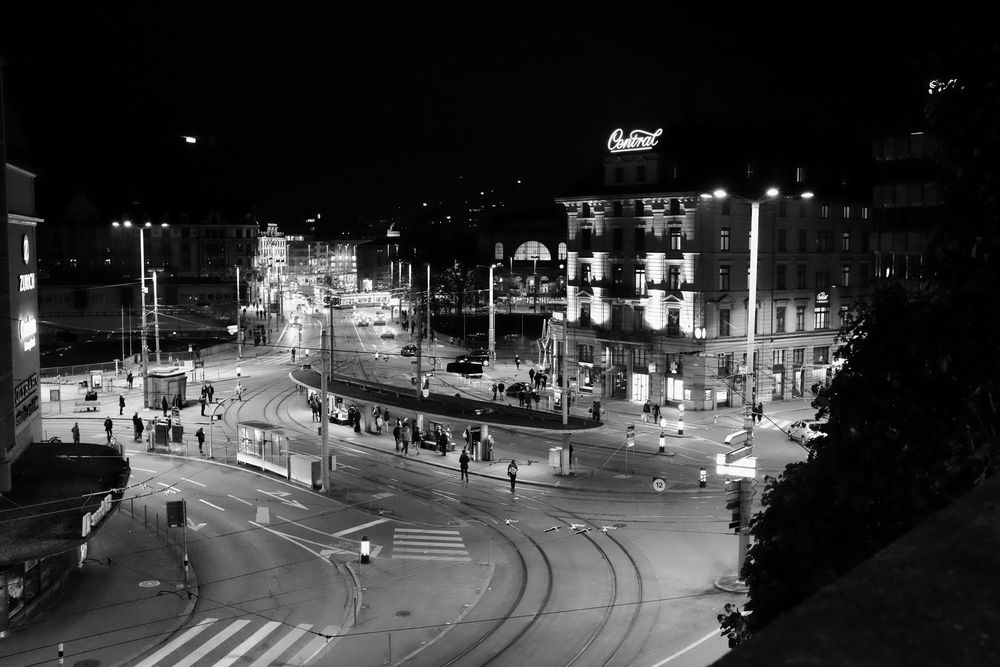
<box><xmin>553</xmin><ymin>128</ymin><xmax>875</xmax><ymax>410</ymax></box>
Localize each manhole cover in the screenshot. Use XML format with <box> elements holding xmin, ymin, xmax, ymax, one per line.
<box><xmin>138</xmin><ymin>580</ymin><xmax>161</xmax><ymax>588</ymax></box>
<box><xmin>614</xmin><ymin>523</ymin><xmax>627</xmax><ymax>528</ymax></box>
<box><xmin>396</xmin><ymin>610</ymin><xmax>411</xmax><ymax>617</ymax></box>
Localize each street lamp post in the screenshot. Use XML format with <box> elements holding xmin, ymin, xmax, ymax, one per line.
<box><xmin>488</xmin><ymin>263</ymin><xmax>498</xmax><ymax>362</ymax></box>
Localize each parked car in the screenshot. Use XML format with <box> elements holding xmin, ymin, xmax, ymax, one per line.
<box><xmin>787</xmin><ymin>419</ymin><xmax>828</xmax><ymax>446</ymax></box>
<box><xmin>455</xmin><ymin>351</ymin><xmax>490</xmax><ymax>366</ymax></box>
<box><xmin>505</xmin><ymin>382</ymin><xmax>529</xmax><ymax>396</ymax></box>
<box><xmin>401</xmin><ymin>344</ymin><xmax>417</xmax><ymax>357</ymax></box>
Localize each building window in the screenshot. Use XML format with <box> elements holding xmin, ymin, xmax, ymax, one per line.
<box><xmin>611</xmin><ymin>344</ymin><xmax>627</xmax><ymax>366</ymax></box>
<box><xmin>816</xmin><ymin>270</ymin><xmax>830</xmax><ymax>289</ymax></box>
<box><xmin>668</xmin><ymin>265</ymin><xmax>680</xmax><ymax>290</ymax></box>
<box><xmin>776</xmin><ymin>265</ymin><xmax>787</xmax><ymax>290</ymax></box>
<box><xmin>813</xmin><ymin>346</ymin><xmax>830</xmax><ymax>365</ymax></box>
<box><xmin>581</xmin><ymin>263</ymin><xmax>592</xmax><ymax>284</ymax></box>
<box><xmin>797</xmin><ymin>265</ymin><xmax>807</xmax><ymax>289</ymax></box>
<box><xmin>861</xmin><ymin>206</ymin><xmax>870</xmax><ymax>220</ymax></box>
<box><xmin>720</xmin><ymin>227</ymin><xmax>731</xmax><ymax>251</ymax></box>
<box><xmin>577</xmin><ymin>344</ymin><xmax>594</xmax><ymax>362</ymax></box>
<box><xmin>634</xmin><ymin>306</ymin><xmax>645</xmax><ymax>330</ymax></box>
<box><xmin>613</xmin><ymin>228</ymin><xmax>624</xmax><ymax>251</ymax></box>
<box><xmin>722</xmin><ymin>199</ymin><xmax>732</xmax><ymax>216</ymax></box>
<box><xmin>796</xmin><ymin>166</ymin><xmax>806</xmax><ymax>183</ymax></box>
<box><xmin>634</xmin><ymin>267</ymin><xmax>646</xmax><ymax>296</ymax></box>
<box><xmin>581</xmin><ymin>228</ymin><xmax>592</xmax><ymax>251</ymax></box>
<box><xmin>793</xmin><ymin>347</ymin><xmax>805</xmax><ymax>368</ymax></box>
<box><xmin>840</xmin><ymin>307</ymin><xmax>851</xmax><ymax>328</ymax></box>
<box><xmin>667</xmin><ymin>308</ymin><xmax>680</xmax><ymax>335</ymax></box>
<box><xmin>841</xmin><ymin>231</ymin><xmax>851</xmax><ymax>252</ymax></box>
<box><xmin>669</xmin><ymin>198</ymin><xmax>681</xmax><ymax>215</ymax></box>
<box><xmin>779</xmin><ymin>200</ymin><xmax>787</xmax><ymax>217</ymax></box>
<box><xmin>612</xmin><ymin>264</ymin><xmax>624</xmax><ymax>287</ymax></box>
<box><xmin>637</xmin><ymin>165</ymin><xmax>646</xmax><ymax>181</ymax></box>
<box><xmin>614</xmin><ymin>167</ymin><xmax>624</xmax><ymax>184</ymax></box>
<box><xmin>814</xmin><ymin>306</ymin><xmax>830</xmax><ymax>329</ymax></box>
<box><xmin>816</xmin><ymin>230</ymin><xmax>833</xmax><ymax>252</ymax></box>
<box><xmin>798</xmin><ymin>229</ymin><xmax>807</xmax><ymax>252</ymax></box>
<box><xmin>631</xmin><ymin>347</ymin><xmax>647</xmax><ymax>368</ymax></box>
<box><xmin>612</xmin><ymin>305</ymin><xmax>625</xmax><ymax>330</ymax></box>
<box><xmin>843</xmin><ymin>205</ymin><xmax>852</xmax><ymax>219</ymax></box>
<box><xmin>776</xmin><ymin>306</ymin><xmax>786</xmax><ymax>333</ymax></box>
<box><xmin>773</xmin><ymin>349</ymin><xmax>786</xmax><ymax>367</ymax></box>
<box><xmin>494</xmin><ymin>242</ymin><xmax>504</xmax><ymax>260</ymax></box>
<box><xmin>634</xmin><ymin>227</ymin><xmax>646</xmax><ymax>253</ymax></box>
<box><xmin>635</xmin><ymin>200</ymin><xmax>645</xmax><ymax>216</ymax></box>
<box><xmin>859</xmin><ymin>263</ymin><xmax>870</xmax><ymax>287</ymax></box>
<box><xmin>613</xmin><ymin>201</ymin><xmax>623</xmax><ymax>216</ymax></box>
<box><xmin>558</xmin><ymin>242</ymin><xmax>567</xmax><ymax>260</ymax></box>
<box><xmin>841</xmin><ymin>264</ymin><xmax>851</xmax><ymax>288</ymax></box>
<box><xmin>580</xmin><ymin>303</ymin><xmax>591</xmax><ymax>326</ymax></box>
<box><xmin>777</xmin><ymin>229</ymin><xmax>787</xmax><ymax>252</ymax></box>
<box><xmin>581</xmin><ymin>202</ymin><xmax>591</xmax><ymax>217</ymax></box>
<box><xmin>820</xmin><ymin>203</ymin><xmax>830</xmax><ymax>218</ymax></box>
<box><xmin>719</xmin><ymin>265</ymin><xmax>731</xmax><ymax>290</ymax></box>
<box><xmin>720</xmin><ymin>308</ymin><xmax>732</xmax><ymax>337</ymax></box>
<box><xmin>795</xmin><ymin>305</ymin><xmax>806</xmax><ymax>331</ymax></box>
<box><xmin>669</xmin><ymin>228</ymin><xmax>682</xmax><ymax>251</ymax></box>
<box><xmin>514</xmin><ymin>241</ymin><xmax>552</xmax><ymax>260</ymax></box>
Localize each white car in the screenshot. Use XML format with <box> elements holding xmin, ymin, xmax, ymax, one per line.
<box><xmin>787</xmin><ymin>419</ymin><xmax>827</xmax><ymax>446</ymax></box>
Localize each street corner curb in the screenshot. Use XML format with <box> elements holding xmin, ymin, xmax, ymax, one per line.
<box><xmin>714</xmin><ymin>575</ymin><xmax>750</xmax><ymax>594</ymax></box>
<box><xmin>342</xmin><ymin>561</ymin><xmax>363</xmax><ymax>629</ymax></box>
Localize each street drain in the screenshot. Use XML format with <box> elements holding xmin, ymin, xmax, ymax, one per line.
<box><xmin>614</xmin><ymin>523</ymin><xmax>627</xmax><ymax>528</ymax></box>
<box><xmin>396</xmin><ymin>610</ymin><xmax>411</xmax><ymax>617</ymax></box>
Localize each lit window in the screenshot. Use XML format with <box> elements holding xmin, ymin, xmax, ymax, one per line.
<box><xmin>558</xmin><ymin>242</ymin><xmax>567</xmax><ymax>260</ymax></box>
<box><xmin>720</xmin><ymin>228</ymin><xmax>731</xmax><ymax>251</ymax></box>
<box><xmin>842</xmin><ymin>231</ymin><xmax>851</xmax><ymax>252</ymax></box>
<box><xmin>494</xmin><ymin>242</ymin><xmax>504</xmax><ymax>260</ymax></box>
<box><xmin>513</xmin><ymin>241</ymin><xmax>552</xmax><ymax>260</ymax></box>
<box><xmin>719</xmin><ymin>265</ymin><xmax>731</xmax><ymax>290</ymax></box>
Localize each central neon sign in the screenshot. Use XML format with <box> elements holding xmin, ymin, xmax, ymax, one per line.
<box><xmin>608</xmin><ymin>128</ymin><xmax>663</xmax><ymax>153</ymax></box>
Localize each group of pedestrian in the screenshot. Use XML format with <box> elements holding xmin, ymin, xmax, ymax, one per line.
<box><xmin>394</xmin><ymin>418</ymin><xmax>416</xmax><ymax>455</ymax></box>
<box><xmin>308</xmin><ymin>394</ymin><xmax>324</xmax><ymax>422</ymax></box>
<box><xmin>641</xmin><ymin>400</ymin><xmax>662</xmax><ymax>423</ymax></box>
<box><xmin>132</xmin><ymin>412</ymin><xmax>145</xmax><ymax>441</ymax></box>
<box><xmin>527</xmin><ymin>367</ymin><xmax>549</xmax><ymax>391</ymax></box>
<box><xmin>490</xmin><ymin>381</ymin><xmax>506</xmax><ymax>401</ymax></box>
<box><xmin>345</xmin><ymin>405</ymin><xmax>363</xmax><ymax>433</ymax></box>
<box><xmin>589</xmin><ymin>399</ymin><xmax>603</xmax><ymax>423</ymax></box>
<box><xmin>751</xmin><ymin>401</ymin><xmax>765</xmax><ymax>424</ymax></box>
<box><xmin>517</xmin><ymin>389</ymin><xmax>540</xmax><ymax>410</ymax></box>
<box><xmin>159</xmin><ymin>393</ymin><xmax>184</xmax><ymax>416</ymax></box>
<box><xmin>718</xmin><ymin>603</ymin><xmax>751</xmax><ymax>648</ymax></box>
<box><xmin>373</xmin><ymin>406</ymin><xmax>391</xmax><ymax>434</ymax></box>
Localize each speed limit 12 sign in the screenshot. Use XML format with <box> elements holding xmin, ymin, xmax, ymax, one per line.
<box><xmin>652</xmin><ymin>478</ymin><xmax>666</xmax><ymax>493</ymax></box>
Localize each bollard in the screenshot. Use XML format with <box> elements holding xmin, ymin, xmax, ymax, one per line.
<box><xmin>659</xmin><ymin>431</ymin><xmax>666</xmax><ymax>453</ymax></box>
<box><xmin>699</xmin><ymin>467</ymin><xmax>707</xmax><ymax>488</ymax></box>
<box><xmin>678</xmin><ymin>403</ymin><xmax>685</xmax><ymax>436</ymax></box>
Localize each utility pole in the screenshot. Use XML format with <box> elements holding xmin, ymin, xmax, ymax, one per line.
<box><xmin>152</xmin><ymin>269</ymin><xmax>162</xmax><ymax>365</ymax></box>
<box><xmin>425</xmin><ymin>263</ymin><xmax>431</xmax><ymax>342</ymax></box>
<box><xmin>321</xmin><ymin>329</ymin><xmax>330</xmax><ymax>493</ymax></box>
<box><xmin>236</xmin><ymin>266</ymin><xmax>242</xmax><ymax>361</ymax></box>
<box><xmin>414</xmin><ymin>275</ymin><xmax>423</xmax><ymax>400</ymax></box>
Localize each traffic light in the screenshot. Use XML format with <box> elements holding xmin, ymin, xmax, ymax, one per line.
<box><xmin>725</xmin><ymin>479</ymin><xmax>742</xmax><ymax>532</ymax></box>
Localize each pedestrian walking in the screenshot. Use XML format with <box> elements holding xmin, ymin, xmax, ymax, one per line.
<box><xmin>291</xmin><ymin>347</ymin><xmax>296</xmax><ymax>363</ymax></box>
<box><xmin>200</xmin><ymin>394</ymin><xmax>207</xmax><ymax>416</ymax></box>
<box><xmin>71</xmin><ymin>422</ymin><xmax>80</xmax><ymax>444</ymax></box>
<box><xmin>196</xmin><ymin>427</ymin><xmax>206</xmax><ymax>454</ymax></box>
<box><xmin>161</xmin><ymin>395</ymin><xmax>169</xmax><ymax>417</ymax></box>
<box><xmin>132</xmin><ymin>412</ymin><xmax>142</xmax><ymax>440</ymax></box>
<box><xmin>491</xmin><ymin>382</ymin><xmax>498</xmax><ymax>400</ymax></box>
<box><xmin>507</xmin><ymin>460</ymin><xmax>518</xmax><ymax>492</ymax></box>
<box><xmin>118</xmin><ymin>394</ymin><xmax>125</xmax><ymax>415</ymax></box>
<box><xmin>437</xmin><ymin>428</ymin><xmax>449</xmax><ymax>456</ymax></box>
<box><xmin>642</xmin><ymin>400</ymin><xmax>651</xmax><ymax>423</ymax></box>
<box><xmin>393</xmin><ymin>420</ymin><xmax>402</xmax><ymax>451</ymax></box>
<box><xmin>529</xmin><ymin>368</ymin><xmax>536</xmax><ymax>386</ymax></box>
<box><xmin>498</xmin><ymin>382</ymin><xmax>506</xmax><ymax>400</ymax></box>
<box><xmin>756</xmin><ymin>402</ymin><xmax>765</xmax><ymax>424</ymax></box>
<box><xmin>234</xmin><ymin>381</ymin><xmax>244</xmax><ymax>401</ymax></box>
<box><xmin>514</xmin><ymin>355</ymin><xmax>521</xmax><ymax>370</ymax></box>
<box><xmin>460</xmin><ymin>449</ymin><xmax>470</xmax><ymax>482</ymax></box>
<box><xmin>207</xmin><ymin>383</ymin><xmax>215</xmax><ymax>403</ymax></box>
<box><xmin>126</xmin><ymin>371</ymin><xmax>134</xmax><ymax>390</ymax></box>
<box><xmin>411</xmin><ymin>422</ymin><xmax>421</xmax><ymax>455</ymax></box>
<box><xmin>401</xmin><ymin>419</ymin><xmax>411</xmax><ymax>455</ymax></box>
<box><xmin>652</xmin><ymin>403</ymin><xmax>661</xmax><ymax>423</ymax></box>
<box><xmin>103</xmin><ymin>416</ymin><xmax>114</xmax><ymax>442</ymax></box>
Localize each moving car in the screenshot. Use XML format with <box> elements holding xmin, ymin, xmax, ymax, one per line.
<box><xmin>401</xmin><ymin>344</ymin><xmax>417</xmax><ymax>357</ymax></box>
<box><xmin>455</xmin><ymin>350</ymin><xmax>490</xmax><ymax>366</ymax></box>
<box><xmin>373</xmin><ymin>318</ymin><xmax>387</xmax><ymax>326</ymax></box>
<box><xmin>787</xmin><ymin>419</ymin><xmax>828</xmax><ymax>446</ymax></box>
<box><xmin>356</xmin><ymin>319</ymin><xmax>369</xmax><ymax>327</ymax></box>
<box><xmin>379</xmin><ymin>330</ymin><xmax>395</xmax><ymax>339</ymax></box>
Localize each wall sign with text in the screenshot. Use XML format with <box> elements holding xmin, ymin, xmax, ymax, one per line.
<box><xmin>608</xmin><ymin>128</ymin><xmax>663</xmax><ymax>153</ymax></box>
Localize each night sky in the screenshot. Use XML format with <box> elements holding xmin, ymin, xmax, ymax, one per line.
<box><xmin>0</xmin><ymin>5</ymin><xmax>980</xmax><ymax>229</ymax></box>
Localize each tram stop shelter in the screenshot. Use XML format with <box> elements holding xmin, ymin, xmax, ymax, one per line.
<box><xmin>144</xmin><ymin>367</ymin><xmax>188</xmax><ymax>411</ymax></box>
<box><xmin>236</xmin><ymin>421</ymin><xmax>288</xmax><ymax>476</ymax></box>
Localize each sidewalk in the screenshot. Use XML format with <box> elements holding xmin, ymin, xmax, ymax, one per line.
<box><xmin>0</xmin><ymin>508</ymin><xmax>195</xmax><ymax>667</ymax></box>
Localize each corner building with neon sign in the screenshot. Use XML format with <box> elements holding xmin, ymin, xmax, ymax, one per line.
<box><xmin>552</xmin><ymin>127</ymin><xmax>878</xmax><ymax>410</ymax></box>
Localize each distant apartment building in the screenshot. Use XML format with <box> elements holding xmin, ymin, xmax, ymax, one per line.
<box><xmin>553</xmin><ymin>129</ymin><xmax>875</xmax><ymax>410</ymax></box>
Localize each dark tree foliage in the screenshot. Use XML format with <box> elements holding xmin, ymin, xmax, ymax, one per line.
<box><xmin>742</xmin><ymin>41</ymin><xmax>1000</xmax><ymax>631</ymax></box>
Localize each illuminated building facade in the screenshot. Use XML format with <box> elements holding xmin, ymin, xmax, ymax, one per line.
<box><xmin>554</xmin><ymin>130</ymin><xmax>875</xmax><ymax>410</ymax></box>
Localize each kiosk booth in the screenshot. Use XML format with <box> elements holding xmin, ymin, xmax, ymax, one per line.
<box><xmin>236</xmin><ymin>421</ymin><xmax>288</xmax><ymax>476</ymax></box>
<box><xmin>144</xmin><ymin>367</ymin><xmax>188</xmax><ymax>411</ymax></box>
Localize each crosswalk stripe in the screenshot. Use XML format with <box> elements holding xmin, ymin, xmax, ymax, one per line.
<box><xmin>285</xmin><ymin>625</ymin><xmax>340</xmax><ymax>666</ymax></box>
<box><xmin>247</xmin><ymin>623</ymin><xmax>313</xmax><ymax>667</ymax></box>
<box><xmin>173</xmin><ymin>619</ymin><xmax>250</xmax><ymax>667</ymax></box>
<box><xmin>395</xmin><ymin>528</ymin><xmax>460</xmax><ymax>535</ymax></box>
<box><xmin>395</xmin><ymin>540</ymin><xmax>465</xmax><ymax>548</ymax></box>
<box><xmin>394</xmin><ymin>554</ymin><xmax>472</xmax><ymax>562</ymax></box>
<box><xmin>393</xmin><ymin>546</ymin><xmax>469</xmax><ymax>555</ymax></box>
<box><xmin>134</xmin><ymin>617</ymin><xmax>217</xmax><ymax>667</ymax></box>
<box><xmin>212</xmin><ymin>621</ymin><xmax>281</xmax><ymax>667</ymax></box>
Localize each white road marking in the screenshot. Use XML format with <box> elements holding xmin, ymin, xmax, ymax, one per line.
<box><xmin>186</xmin><ymin>518</ymin><xmax>207</xmax><ymax>531</ymax></box>
<box><xmin>256</xmin><ymin>489</ymin><xmax>307</xmax><ymax>510</ymax></box>
<box><xmin>332</xmin><ymin>517</ymin><xmax>391</xmax><ymax>537</ymax></box>
<box><xmin>395</xmin><ymin>541</ymin><xmax>465</xmax><ymax>548</ymax></box>
<box><xmin>199</xmin><ymin>499</ymin><xmax>226</xmax><ymax>512</ymax></box>
<box><xmin>173</xmin><ymin>619</ymin><xmax>250</xmax><ymax>667</ymax></box>
<box><xmin>133</xmin><ymin>617</ymin><xmax>217</xmax><ymax>667</ymax></box>
<box><xmin>213</xmin><ymin>621</ymin><xmax>281</xmax><ymax>667</ymax></box>
<box><xmin>131</xmin><ymin>466</ymin><xmax>158</xmax><ymax>473</ymax></box>
<box><xmin>181</xmin><ymin>478</ymin><xmax>206</xmax><ymax>487</ymax></box>
<box><xmin>395</xmin><ymin>528</ymin><xmax>461</xmax><ymax>534</ymax></box>
<box><xmin>394</xmin><ymin>554</ymin><xmax>472</xmax><ymax>562</ymax></box>
<box><xmin>157</xmin><ymin>482</ymin><xmax>181</xmax><ymax>494</ymax></box>
<box><xmin>247</xmin><ymin>623</ymin><xmax>313</xmax><ymax>667</ymax></box>
<box><xmin>287</xmin><ymin>625</ymin><xmax>340</xmax><ymax>666</ymax></box>
<box><xmin>227</xmin><ymin>494</ymin><xmax>254</xmax><ymax>506</ymax></box>
<box><xmin>649</xmin><ymin>628</ymin><xmax>720</xmax><ymax>666</ymax></box>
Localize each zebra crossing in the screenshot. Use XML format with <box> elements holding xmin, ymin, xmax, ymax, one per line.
<box><xmin>391</xmin><ymin>527</ymin><xmax>471</xmax><ymax>562</ymax></box>
<box><xmin>134</xmin><ymin>617</ymin><xmax>337</xmax><ymax>667</ymax></box>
